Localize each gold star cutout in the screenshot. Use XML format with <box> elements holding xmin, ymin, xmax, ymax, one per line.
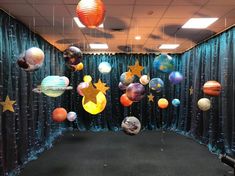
<box><xmin>125</xmin><ymin>69</ymin><xmax>134</xmax><ymax>80</ymax></box>
<box><xmin>0</xmin><ymin>96</ymin><xmax>16</xmax><ymax>112</ymax></box>
<box><xmin>128</xmin><ymin>60</ymin><xmax>144</xmax><ymax>77</ymax></box>
<box><xmin>81</xmin><ymin>83</ymin><xmax>100</xmax><ymax>104</ymax></box>
<box><xmin>148</xmin><ymin>94</ymin><xmax>154</xmax><ymax>102</ymax></box>
<box><xmin>189</xmin><ymin>86</ymin><xmax>194</xmax><ymax>95</ymax></box>
<box><xmin>94</xmin><ymin>79</ymin><xmax>110</xmax><ymax>95</ymax></box>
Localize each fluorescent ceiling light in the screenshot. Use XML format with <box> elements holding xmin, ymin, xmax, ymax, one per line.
<box><xmin>159</xmin><ymin>44</ymin><xmax>179</xmax><ymax>49</ymax></box>
<box><xmin>89</xmin><ymin>43</ymin><xmax>108</xmax><ymax>49</ymax></box>
<box><xmin>73</xmin><ymin>17</ymin><xmax>104</xmax><ymax>28</ymax></box>
<box><xmin>182</xmin><ymin>18</ymin><xmax>218</xmax><ymax>29</ymax></box>
<box><xmin>135</xmin><ymin>35</ymin><xmax>141</xmax><ymax>40</ymax></box>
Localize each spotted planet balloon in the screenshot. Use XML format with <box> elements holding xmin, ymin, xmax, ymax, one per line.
<box><xmin>52</xmin><ymin>108</ymin><xmax>67</xmax><ymax>122</ymax></box>
<box><xmin>169</xmin><ymin>71</ymin><xmax>183</xmax><ymax>84</ymax></box>
<box><xmin>158</xmin><ymin>98</ymin><xmax>169</xmax><ymax>109</ymax></box>
<box><xmin>126</xmin><ymin>83</ymin><xmax>145</xmax><ymax>102</ymax></box>
<box><xmin>121</xmin><ymin>116</ymin><xmax>141</xmax><ymax>135</ymax></box>
<box><xmin>198</xmin><ymin>98</ymin><xmax>211</xmax><ymax>111</ymax></box>
<box><xmin>67</xmin><ymin>111</ymin><xmax>77</xmax><ymax>122</ymax></box>
<box><xmin>203</xmin><ymin>81</ymin><xmax>221</xmax><ymax>96</ymax></box>
<box><xmin>153</xmin><ymin>54</ymin><xmax>174</xmax><ymax>73</ymax></box>
<box><xmin>63</xmin><ymin>46</ymin><xmax>82</xmax><ymax>65</ymax></box>
<box><xmin>149</xmin><ymin>78</ymin><xmax>164</xmax><ymax>92</ymax></box>
<box><xmin>77</xmin><ymin>82</ymin><xmax>89</xmax><ymax>96</ymax></box>
<box><xmin>139</xmin><ymin>75</ymin><xmax>150</xmax><ymax>85</ymax></box>
<box><xmin>120</xmin><ymin>72</ymin><xmax>135</xmax><ymax>86</ymax></box>
<box><xmin>98</xmin><ymin>62</ymin><xmax>112</xmax><ymax>74</ymax></box>
<box><xmin>172</xmin><ymin>99</ymin><xmax>180</xmax><ymax>107</ymax></box>
<box><xmin>118</xmin><ymin>82</ymin><xmax>127</xmax><ymax>91</ymax></box>
<box><xmin>82</xmin><ymin>91</ymin><xmax>107</xmax><ymax>115</ymax></box>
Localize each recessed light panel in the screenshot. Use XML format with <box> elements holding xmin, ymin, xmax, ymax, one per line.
<box><xmin>89</xmin><ymin>43</ymin><xmax>109</xmax><ymax>49</ymax></box>
<box><xmin>159</xmin><ymin>44</ymin><xmax>179</xmax><ymax>49</ymax></box>
<box><xmin>182</xmin><ymin>18</ymin><xmax>218</xmax><ymax>29</ymax></box>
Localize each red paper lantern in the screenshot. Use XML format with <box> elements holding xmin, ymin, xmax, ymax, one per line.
<box><xmin>203</xmin><ymin>80</ymin><xmax>221</xmax><ymax>96</ymax></box>
<box><xmin>76</xmin><ymin>0</ymin><xmax>105</xmax><ymax>28</ymax></box>
<box><xmin>120</xmin><ymin>94</ymin><xmax>133</xmax><ymax>107</ymax></box>
<box><xmin>52</xmin><ymin>108</ymin><xmax>67</xmax><ymax>122</ymax></box>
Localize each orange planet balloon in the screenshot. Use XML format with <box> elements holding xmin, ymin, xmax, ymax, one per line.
<box><xmin>120</xmin><ymin>93</ymin><xmax>133</xmax><ymax>107</ymax></box>
<box><xmin>158</xmin><ymin>98</ymin><xmax>169</xmax><ymax>109</ymax></box>
<box><xmin>76</xmin><ymin>0</ymin><xmax>105</xmax><ymax>28</ymax></box>
<box><xmin>52</xmin><ymin>108</ymin><xmax>67</xmax><ymax>122</ymax></box>
<box><xmin>203</xmin><ymin>80</ymin><xmax>221</xmax><ymax>96</ymax></box>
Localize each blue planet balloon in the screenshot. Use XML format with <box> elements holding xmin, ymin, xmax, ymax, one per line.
<box><xmin>153</xmin><ymin>54</ymin><xmax>174</xmax><ymax>73</ymax></box>
<box><xmin>172</xmin><ymin>99</ymin><xmax>180</xmax><ymax>107</ymax></box>
<box><xmin>98</xmin><ymin>62</ymin><xmax>112</xmax><ymax>74</ymax></box>
<box><xmin>169</xmin><ymin>71</ymin><xmax>183</xmax><ymax>84</ymax></box>
<box><xmin>120</xmin><ymin>72</ymin><xmax>135</xmax><ymax>86</ymax></box>
<box><xmin>149</xmin><ymin>78</ymin><xmax>164</xmax><ymax>92</ymax></box>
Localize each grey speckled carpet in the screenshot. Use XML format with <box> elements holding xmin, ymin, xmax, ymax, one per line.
<box><xmin>20</xmin><ymin>131</ymin><xmax>232</xmax><ymax>176</ymax></box>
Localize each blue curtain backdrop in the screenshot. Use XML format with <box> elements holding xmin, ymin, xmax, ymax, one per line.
<box><xmin>0</xmin><ymin>10</ymin><xmax>66</xmax><ymax>175</ymax></box>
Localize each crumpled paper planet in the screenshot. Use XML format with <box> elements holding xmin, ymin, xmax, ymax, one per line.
<box><xmin>121</xmin><ymin>116</ymin><xmax>141</xmax><ymax>135</ymax></box>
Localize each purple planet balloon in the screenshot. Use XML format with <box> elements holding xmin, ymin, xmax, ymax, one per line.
<box><xmin>77</xmin><ymin>82</ymin><xmax>89</xmax><ymax>96</ymax></box>
<box><xmin>169</xmin><ymin>71</ymin><xmax>183</xmax><ymax>84</ymax></box>
<box><xmin>118</xmin><ymin>82</ymin><xmax>127</xmax><ymax>91</ymax></box>
<box><xmin>126</xmin><ymin>83</ymin><xmax>145</xmax><ymax>102</ymax></box>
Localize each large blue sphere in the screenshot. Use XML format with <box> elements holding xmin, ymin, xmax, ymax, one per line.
<box><xmin>149</xmin><ymin>78</ymin><xmax>164</xmax><ymax>92</ymax></box>
<box><xmin>169</xmin><ymin>71</ymin><xmax>183</xmax><ymax>84</ymax></box>
<box><xmin>172</xmin><ymin>99</ymin><xmax>180</xmax><ymax>107</ymax></box>
<box><xmin>153</xmin><ymin>54</ymin><xmax>174</xmax><ymax>73</ymax></box>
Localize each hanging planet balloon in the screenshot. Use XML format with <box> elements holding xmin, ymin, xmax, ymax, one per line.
<box><xmin>61</xmin><ymin>76</ymin><xmax>70</xmax><ymax>86</ymax></box>
<box><xmin>118</xmin><ymin>82</ymin><xmax>127</xmax><ymax>91</ymax></box>
<box><xmin>169</xmin><ymin>71</ymin><xmax>183</xmax><ymax>84</ymax></box>
<box><xmin>77</xmin><ymin>82</ymin><xmax>89</xmax><ymax>96</ymax></box>
<box><xmin>82</xmin><ymin>91</ymin><xmax>107</xmax><ymax>115</ymax></box>
<box><xmin>120</xmin><ymin>93</ymin><xmax>133</xmax><ymax>107</ymax></box>
<box><xmin>120</xmin><ymin>72</ymin><xmax>135</xmax><ymax>86</ymax></box>
<box><xmin>126</xmin><ymin>83</ymin><xmax>145</xmax><ymax>102</ymax></box>
<box><xmin>197</xmin><ymin>98</ymin><xmax>211</xmax><ymax>111</ymax></box>
<box><xmin>139</xmin><ymin>75</ymin><xmax>150</xmax><ymax>85</ymax></box>
<box><xmin>203</xmin><ymin>81</ymin><xmax>221</xmax><ymax>96</ymax></box>
<box><xmin>67</xmin><ymin>111</ymin><xmax>77</xmax><ymax>122</ymax></box>
<box><xmin>149</xmin><ymin>78</ymin><xmax>164</xmax><ymax>92</ymax></box>
<box><xmin>52</xmin><ymin>108</ymin><xmax>67</xmax><ymax>122</ymax></box>
<box><xmin>172</xmin><ymin>99</ymin><xmax>180</xmax><ymax>107</ymax></box>
<box><xmin>98</xmin><ymin>62</ymin><xmax>111</xmax><ymax>74</ymax></box>
<box><xmin>121</xmin><ymin>116</ymin><xmax>141</xmax><ymax>135</ymax></box>
<box><xmin>158</xmin><ymin>98</ymin><xmax>169</xmax><ymax>109</ymax></box>
<box><xmin>76</xmin><ymin>0</ymin><xmax>105</xmax><ymax>28</ymax></box>
<box><xmin>63</xmin><ymin>46</ymin><xmax>82</xmax><ymax>65</ymax></box>
<box><xmin>83</xmin><ymin>75</ymin><xmax>92</xmax><ymax>83</ymax></box>
<box><xmin>153</xmin><ymin>54</ymin><xmax>174</xmax><ymax>73</ymax></box>
<box><xmin>71</xmin><ymin>62</ymin><xmax>84</xmax><ymax>72</ymax></box>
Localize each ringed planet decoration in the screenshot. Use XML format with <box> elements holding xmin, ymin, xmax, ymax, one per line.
<box><xmin>17</xmin><ymin>47</ymin><xmax>45</xmax><ymax>72</ymax></box>
<box><xmin>76</xmin><ymin>0</ymin><xmax>106</xmax><ymax>28</ymax></box>
<box><xmin>98</xmin><ymin>62</ymin><xmax>112</xmax><ymax>74</ymax></box>
<box><xmin>197</xmin><ymin>98</ymin><xmax>211</xmax><ymax>111</ymax></box>
<box><xmin>121</xmin><ymin>116</ymin><xmax>141</xmax><ymax>135</ymax></box>
<box><xmin>169</xmin><ymin>71</ymin><xmax>183</xmax><ymax>84</ymax></box>
<box><xmin>71</xmin><ymin>62</ymin><xmax>84</xmax><ymax>72</ymax></box>
<box><xmin>158</xmin><ymin>98</ymin><xmax>169</xmax><ymax>109</ymax></box>
<box><xmin>32</xmin><ymin>76</ymin><xmax>73</xmax><ymax>97</ymax></box>
<box><xmin>153</xmin><ymin>54</ymin><xmax>174</xmax><ymax>73</ymax></box>
<box><xmin>67</xmin><ymin>111</ymin><xmax>77</xmax><ymax>122</ymax></box>
<box><xmin>172</xmin><ymin>99</ymin><xmax>180</xmax><ymax>107</ymax></box>
<box><xmin>126</xmin><ymin>83</ymin><xmax>145</xmax><ymax>102</ymax></box>
<box><xmin>52</xmin><ymin>108</ymin><xmax>67</xmax><ymax>122</ymax></box>
<box><xmin>203</xmin><ymin>80</ymin><xmax>222</xmax><ymax>96</ymax></box>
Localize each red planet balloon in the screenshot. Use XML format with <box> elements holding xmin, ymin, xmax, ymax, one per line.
<box><xmin>76</xmin><ymin>0</ymin><xmax>105</xmax><ymax>28</ymax></box>
<box><xmin>120</xmin><ymin>94</ymin><xmax>133</xmax><ymax>107</ymax></box>
<box><xmin>203</xmin><ymin>80</ymin><xmax>221</xmax><ymax>96</ymax></box>
<box><xmin>52</xmin><ymin>108</ymin><xmax>67</xmax><ymax>122</ymax></box>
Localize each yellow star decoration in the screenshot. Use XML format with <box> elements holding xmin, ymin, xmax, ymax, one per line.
<box><xmin>148</xmin><ymin>94</ymin><xmax>154</xmax><ymax>102</ymax></box>
<box><xmin>189</xmin><ymin>86</ymin><xmax>194</xmax><ymax>95</ymax></box>
<box><xmin>125</xmin><ymin>69</ymin><xmax>134</xmax><ymax>80</ymax></box>
<box><xmin>0</xmin><ymin>96</ymin><xmax>16</xmax><ymax>112</ymax></box>
<box><xmin>94</xmin><ymin>79</ymin><xmax>110</xmax><ymax>95</ymax></box>
<box><xmin>81</xmin><ymin>83</ymin><xmax>100</xmax><ymax>104</ymax></box>
<box><xmin>128</xmin><ymin>60</ymin><xmax>144</xmax><ymax>77</ymax></box>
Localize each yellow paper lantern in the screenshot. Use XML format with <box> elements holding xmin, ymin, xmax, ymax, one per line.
<box><xmin>82</xmin><ymin>91</ymin><xmax>107</xmax><ymax>115</ymax></box>
<box><xmin>83</xmin><ymin>75</ymin><xmax>92</xmax><ymax>83</ymax></box>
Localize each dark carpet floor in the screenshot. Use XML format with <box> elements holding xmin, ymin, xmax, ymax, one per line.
<box><xmin>20</xmin><ymin>131</ymin><xmax>232</xmax><ymax>176</ymax></box>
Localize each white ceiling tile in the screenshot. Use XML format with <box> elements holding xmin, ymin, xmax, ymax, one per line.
<box><xmin>27</xmin><ymin>0</ymin><xmax>63</xmax><ymax>4</ymax></box>
<box><xmin>103</xmin><ymin>0</ymin><xmax>135</xmax><ymax>5</ymax></box>
<box><xmin>171</xmin><ymin>0</ymin><xmax>208</xmax><ymax>5</ymax></box>
<box><xmin>18</xmin><ymin>16</ymin><xmax>50</xmax><ymax>27</ymax></box>
<box><xmin>0</xmin><ymin>4</ymin><xmax>40</xmax><ymax>16</ymax></box>
<box><xmin>136</xmin><ymin>0</ymin><xmax>172</xmax><ymax>5</ymax></box>
<box><xmin>195</xmin><ymin>5</ymin><xmax>235</xmax><ymax>17</ymax></box>
<box><xmin>106</xmin><ymin>5</ymin><xmax>133</xmax><ymax>17</ymax></box>
<box><xmin>34</xmin><ymin>4</ymin><xmax>71</xmax><ymax>17</ymax></box>
<box><xmin>130</xmin><ymin>18</ymin><xmax>160</xmax><ymax>28</ymax></box>
<box><xmin>133</xmin><ymin>5</ymin><xmax>168</xmax><ymax>18</ymax></box>
<box><xmin>164</xmin><ymin>5</ymin><xmax>201</xmax><ymax>18</ymax></box>
<box><xmin>207</xmin><ymin>0</ymin><xmax>235</xmax><ymax>5</ymax></box>
<box><xmin>0</xmin><ymin>0</ymin><xmax>26</xmax><ymax>3</ymax></box>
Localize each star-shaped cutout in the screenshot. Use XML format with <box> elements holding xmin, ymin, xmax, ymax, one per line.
<box><xmin>189</xmin><ymin>86</ymin><xmax>194</xmax><ymax>95</ymax></box>
<box><xmin>81</xmin><ymin>83</ymin><xmax>100</xmax><ymax>104</ymax></box>
<box><xmin>94</xmin><ymin>79</ymin><xmax>110</xmax><ymax>95</ymax></box>
<box><xmin>148</xmin><ymin>94</ymin><xmax>154</xmax><ymax>102</ymax></box>
<box><xmin>128</xmin><ymin>60</ymin><xmax>144</xmax><ymax>77</ymax></box>
<box><xmin>0</xmin><ymin>96</ymin><xmax>16</xmax><ymax>112</ymax></box>
<box><xmin>125</xmin><ymin>69</ymin><xmax>134</xmax><ymax>80</ymax></box>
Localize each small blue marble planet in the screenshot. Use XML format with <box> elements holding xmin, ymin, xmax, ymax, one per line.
<box><xmin>153</xmin><ymin>54</ymin><xmax>174</xmax><ymax>73</ymax></box>
<box><xmin>172</xmin><ymin>99</ymin><xmax>180</xmax><ymax>107</ymax></box>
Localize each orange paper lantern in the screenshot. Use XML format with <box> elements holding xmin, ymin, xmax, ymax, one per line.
<box><xmin>120</xmin><ymin>93</ymin><xmax>133</xmax><ymax>107</ymax></box>
<box><xmin>52</xmin><ymin>108</ymin><xmax>67</xmax><ymax>122</ymax></box>
<box><xmin>158</xmin><ymin>98</ymin><xmax>169</xmax><ymax>109</ymax></box>
<box><xmin>76</xmin><ymin>0</ymin><xmax>105</xmax><ymax>28</ymax></box>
